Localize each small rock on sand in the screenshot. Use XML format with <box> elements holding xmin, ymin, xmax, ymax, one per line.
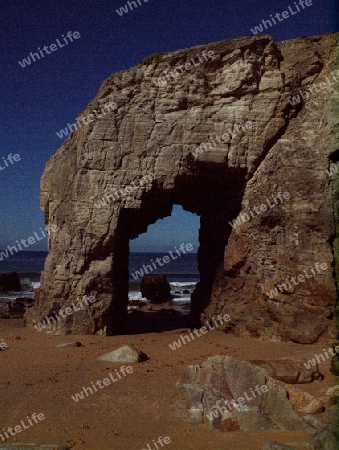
<box><xmin>98</xmin><ymin>344</ymin><xmax>148</xmax><ymax>363</ymax></box>
<box><xmin>56</xmin><ymin>341</ymin><xmax>82</xmax><ymax>348</ymax></box>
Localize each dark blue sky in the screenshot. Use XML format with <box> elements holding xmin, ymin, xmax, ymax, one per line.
<box><xmin>0</xmin><ymin>0</ymin><xmax>338</xmax><ymax>252</ymax></box>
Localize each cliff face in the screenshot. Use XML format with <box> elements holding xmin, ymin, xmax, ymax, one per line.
<box><xmin>32</xmin><ymin>33</ymin><xmax>339</xmax><ymax>342</ymax></box>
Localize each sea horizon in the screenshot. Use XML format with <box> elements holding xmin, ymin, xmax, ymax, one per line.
<box><xmin>0</xmin><ymin>250</ymin><xmax>199</xmax><ymax>306</ymax></box>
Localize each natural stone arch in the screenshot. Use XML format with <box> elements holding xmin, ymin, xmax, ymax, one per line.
<box><xmin>31</xmin><ymin>33</ymin><xmax>338</xmax><ymax>342</ymax></box>
<box><xmin>116</xmin><ymin>166</ymin><xmax>247</xmax><ymax>331</ymax></box>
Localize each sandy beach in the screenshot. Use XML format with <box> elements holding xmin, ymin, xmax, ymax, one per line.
<box><xmin>1</xmin><ymin>1</ymin><xmax>338</xmax><ymax>449</ymax></box>
<box><xmin>0</xmin><ymin>307</ymin><xmax>336</xmax><ymax>450</ymax></box>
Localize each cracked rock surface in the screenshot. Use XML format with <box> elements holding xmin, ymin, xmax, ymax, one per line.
<box><xmin>31</xmin><ymin>32</ymin><xmax>339</xmax><ymax>342</ymax></box>
<box><xmin>174</xmin><ymin>355</ymin><xmax>319</xmax><ymax>432</ymax></box>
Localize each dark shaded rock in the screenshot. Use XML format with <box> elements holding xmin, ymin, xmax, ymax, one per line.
<box><xmin>0</xmin><ymin>272</ymin><xmax>21</xmax><ymax>292</ymax></box>
<box><xmin>330</xmin><ymin>354</ymin><xmax>339</xmax><ymax>376</ymax></box>
<box><xmin>2</xmin><ymin>299</ymin><xmax>26</xmax><ymax>318</ymax></box>
<box><xmin>250</xmin><ymin>359</ymin><xmax>323</xmax><ymax>384</ymax></box>
<box><xmin>302</xmin><ymin>415</ymin><xmax>324</xmax><ymax>431</ymax></box>
<box><xmin>127</xmin><ymin>307</ymin><xmax>190</xmax><ymax>334</ymax></box>
<box><xmin>2</xmin><ymin>302</ymin><xmax>12</xmax><ymax>318</ymax></box>
<box><xmin>19</xmin><ymin>297</ymin><xmax>34</xmax><ymax>308</ymax></box>
<box><xmin>305</xmin><ymin>427</ymin><xmax>338</xmax><ymax>450</ymax></box>
<box><xmin>305</xmin><ymin>407</ymin><xmax>339</xmax><ymax>449</ymax></box>
<box><xmin>128</xmin><ymin>300</ymin><xmax>147</xmax><ymax>308</ymax></box>
<box><xmin>12</xmin><ymin>300</ymin><xmax>26</xmax><ymax>312</ymax></box>
<box><xmin>140</xmin><ymin>275</ymin><xmax>171</xmax><ymax>303</ymax></box>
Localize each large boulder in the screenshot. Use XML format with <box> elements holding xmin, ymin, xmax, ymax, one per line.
<box><xmin>0</xmin><ymin>272</ymin><xmax>21</xmax><ymax>292</ymax></box>
<box><xmin>174</xmin><ymin>355</ymin><xmax>321</xmax><ymax>432</ymax></box>
<box><xmin>249</xmin><ymin>359</ymin><xmax>323</xmax><ymax>384</ymax></box>
<box><xmin>304</xmin><ymin>408</ymin><xmax>339</xmax><ymax>450</ymax></box>
<box><xmin>140</xmin><ymin>274</ymin><xmax>171</xmax><ymax>303</ymax></box>
<box><xmin>281</xmin><ymin>386</ymin><xmax>324</xmax><ymax>415</ymax></box>
<box><xmin>305</xmin><ymin>427</ymin><xmax>338</xmax><ymax>450</ymax></box>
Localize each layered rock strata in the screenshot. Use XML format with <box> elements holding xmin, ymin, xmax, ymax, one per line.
<box><xmin>31</xmin><ymin>32</ymin><xmax>339</xmax><ymax>341</ymax></box>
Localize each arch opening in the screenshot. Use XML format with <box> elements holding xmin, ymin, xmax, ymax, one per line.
<box><xmin>127</xmin><ymin>205</ymin><xmax>199</xmax><ymax>334</ymax></box>
<box><xmin>106</xmin><ymin>165</ymin><xmax>247</xmax><ymax>335</ymax></box>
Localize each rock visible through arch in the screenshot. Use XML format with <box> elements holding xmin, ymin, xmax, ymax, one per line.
<box><xmin>31</xmin><ymin>33</ymin><xmax>338</xmax><ymax>343</ymax></box>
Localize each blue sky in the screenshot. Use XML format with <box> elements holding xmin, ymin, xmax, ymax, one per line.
<box><xmin>0</xmin><ymin>0</ymin><xmax>338</xmax><ymax>252</ymax></box>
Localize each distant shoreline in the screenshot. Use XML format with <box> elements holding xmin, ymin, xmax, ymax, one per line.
<box><xmin>0</xmin><ymin>250</ymin><xmax>198</xmax><ymax>254</ymax></box>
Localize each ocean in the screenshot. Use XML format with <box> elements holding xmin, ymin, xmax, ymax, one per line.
<box><xmin>129</xmin><ymin>252</ymin><xmax>199</xmax><ymax>304</ymax></box>
<box><xmin>0</xmin><ymin>251</ymin><xmax>199</xmax><ymax>310</ymax></box>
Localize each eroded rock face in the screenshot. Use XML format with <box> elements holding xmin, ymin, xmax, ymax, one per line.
<box><xmin>248</xmin><ymin>360</ymin><xmax>323</xmax><ymax>384</ymax></box>
<box><xmin>31</xmin><ymin>33</ymin><xmax>339</xmax><ymax>341</ymax></box>
<box><xmin>174</xmin><ymin>355</ymin><xmax>317</xmax><ymax>432</ymax></box>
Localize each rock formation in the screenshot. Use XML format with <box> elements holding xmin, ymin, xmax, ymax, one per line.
<box><xmin>30</xmin><ymin>32</ymin><xmax>339</xmax><ymax>341</ymax></box>
<box><xmin>0</xmin><ymin>272</ymin><xmax>22</xmax><ymax>292</ymax></box>
<box><xmin>174</xmin><ymin>355</ymin><xmax>322</xmax><ymax>432</ymax></box>
<box><xmin>140</xmin><ymin>274</ymin><xmax>171</xmax><ymax>302</ymax></box>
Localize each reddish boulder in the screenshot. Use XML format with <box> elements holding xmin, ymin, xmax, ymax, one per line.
<box><xmin>140</xmin><ymin>274</ymin><xmax>171</xmax><ymax>303</ymax></box>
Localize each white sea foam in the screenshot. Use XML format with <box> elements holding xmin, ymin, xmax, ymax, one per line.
<box><xmin>128</xmin><ymin>281</ymin><xmax>196</xmax><ymax>303</ymax></box>
<box><xmin>169</xmin><ymin>281</ymin><xmax>197</xmax><ymax>288</ymax></box>
<box><xmin>128</xmin><ymin>291</ymin><xmax>148</xmax><ymax>301</ymax></box>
